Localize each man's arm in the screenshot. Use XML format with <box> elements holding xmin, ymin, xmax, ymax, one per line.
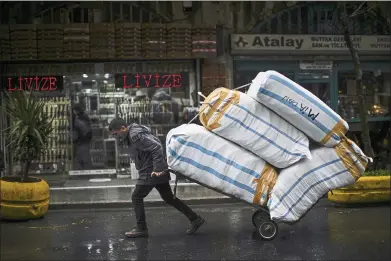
<box><xmin>130</xmin><ymin>133</ymin><xmax>168</xmax><ymax>172</ymax></box>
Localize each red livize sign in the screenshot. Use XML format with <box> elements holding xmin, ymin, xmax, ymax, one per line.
<box><xmin>3</xmin><ymin>76</ymin><xmax>63</xmax><ymax>92</ymax></box>
<box><xmin>115</xmin><ymin>73</ymin><xmax>189</xmax><ymax>89</ymax></box>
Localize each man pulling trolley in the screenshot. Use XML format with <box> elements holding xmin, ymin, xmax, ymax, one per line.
<box><xmin>108</xmin><ymin>118</ymin><xmax>205</xmax><ymax>238</ymax></box>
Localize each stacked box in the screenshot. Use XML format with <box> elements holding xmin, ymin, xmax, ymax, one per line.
<box><xmin>10</xmin><ymin>25</ymin><xmax>37</xmax><ymax>60</ymax></box>
<box><xmin>63</xmin><ymin>24</ymin><xmax>90</xmax><ymax>59</ymax></box>
<box><xmin>37</xmin><ymin>24</ymin><xmax>64</xmax><ymax>60</ymax></box>
<box><xmin>166</xmin><ymin>24</ymin><xmax>192</xmax><ymax>59</ymax></box>
<box><xmin>115</xmin><ymin>23</ymin><xmax>142</xmax><ymax>59</ymax></box>
<box><xmin>90</xmin><ymin>23</ymin><xmax>115</xmax><ymax>59</ymax></box>
<box><xmin>0</xmin><ymin>25</ymin><xmax>11</xmax><ymax>61</ymax></box>
<box><xmin>191</xmin><ymin>27</ymin><xmax>217</xmax><ymax>58</ymax></box>
<box><xmin>141</xmin><ymin>24</ymin><xmax>167</xmax><ymax>59</ymax></box>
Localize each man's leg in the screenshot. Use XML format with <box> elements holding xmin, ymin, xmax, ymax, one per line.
<box><xmin>125</xmin><ymin>185</ymin><xmax>154</xmax><ymax>238</ymax></box>
<box><xmin>78</xmin><ymin>144</ymin><xmax>92</xmax><ymax>170</ymax></box>
<box><xmin>155</xmin><ymin>182</ymin><xmax>205</xmax><ymax>235</ymax></box>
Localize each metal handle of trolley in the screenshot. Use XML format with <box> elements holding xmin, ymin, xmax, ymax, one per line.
<box><xmin>168</xmin><ymin>168</ymin><xmax>279</xmax><ymax>241</ymax></box>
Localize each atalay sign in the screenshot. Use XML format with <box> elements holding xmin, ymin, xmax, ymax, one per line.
<box><xmin>231</xmin><ymin>34</ymin><xmax>390</xmax><ymax>53</ymax></box>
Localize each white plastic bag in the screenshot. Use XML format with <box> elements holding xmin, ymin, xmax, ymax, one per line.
<box><xmin>199</xmin><ymin>87</ymin><xmax>311</xmax><ymax>168</ymax></box>
<box><xmin>167</xmin><ymin>124</ymin><xmax>278</xmax><ymax>206</ymax></box>
<box><xmin>247</xmin><ymin>71</ymin><xmax>349</xmax><ymax>147</ymax></box>
<box><xmin>268</xmin><ymin>138</ymin><xmax>371</xmax><ymax>222</ymax></box>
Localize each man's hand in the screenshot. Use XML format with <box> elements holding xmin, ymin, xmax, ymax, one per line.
<box><xmin>151</xmin><ymin>171</ymin><xmax>164</xmax><ymax>177</ymax></box>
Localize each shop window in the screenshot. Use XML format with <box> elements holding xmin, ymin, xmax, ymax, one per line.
<box><xmin>338</xmin><ymin>71</ymin><xmax>390</xmax><ymax>120</ymax></box>
<box><xmin>66</xmin><ymin>68</ymin><xmax>194</xmax><ymax>173</ymax></box>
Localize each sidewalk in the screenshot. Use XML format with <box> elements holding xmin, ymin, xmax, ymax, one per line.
<box><xmin>49</xmin><ymin>177</ymin><xmax>230</xmax><ymax>209</ymax></box>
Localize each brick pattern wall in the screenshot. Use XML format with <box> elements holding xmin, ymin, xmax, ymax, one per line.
<box><xmin>201</xmin><ymin>61</ymin><xmax>228</xmax><ymax>96</ymax></box>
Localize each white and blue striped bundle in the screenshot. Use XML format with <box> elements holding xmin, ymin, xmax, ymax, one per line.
<box><xmin>268</xmin><ymin>138</ymin><xmax>371</xmax><ymax>222</ymax></box>
<box><xmin>247</xmin><ymin>70</ymin><xmax>349</xmax><ymax>147</ymax></box>
<box><xmin>199</xmin><ymin>88</ymin><xmax>311</xmax><ymax>168</ymax></box>
<box><xmin>166</xmin><ymin>124</ymin><xmax>278</xmax><ymax>207</ymax></box>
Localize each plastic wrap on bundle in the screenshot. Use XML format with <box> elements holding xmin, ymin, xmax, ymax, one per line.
<box><xmin>248</xmin><ymin>71</ymin><xmax>349</xmax><ymax>147</ymax></box>
<box><xmin>199</xmin><ymin>87</ymin><xmax>311</xmax><ymax>168</ymax></box>
<box><xmin>268</xmin><ymin>138</ymin><xmax>372</xmax><ymax>222</ymax></box>
<box><xmin>167</xmin><ymin>124</ymin><xmax>278</xmax><ymax>206</ymax></box>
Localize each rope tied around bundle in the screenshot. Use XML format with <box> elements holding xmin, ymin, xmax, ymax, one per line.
<box><xmin>187</xmin><ymin>83</ymin><xmax>251</xmax><ymax>125</ymax></box>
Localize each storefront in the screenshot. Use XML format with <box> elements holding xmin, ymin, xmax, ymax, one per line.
<box><xmin>231</xmin><ymin>33</ymin><xmax>390</xmax><ymax>165</ymax></box>
<box><xmin>1</xmin><ymin>60</ymin><xmax>200</xmax><ymax>184</ymax></box>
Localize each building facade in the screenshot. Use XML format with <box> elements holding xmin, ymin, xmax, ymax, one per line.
<box><xmin>231</xmin><ymin>2</ymin><xmax>390</xmax><ymax>166</ymax></box>
<box><xmin>0</xmin><ymin>2</ymin><xmax>226</xmax><ymax>185</ymax></box>
<box><xmin>0</xmin><ymin>2</ymin><xmax>390</xmax><ymax>188</ymax></box>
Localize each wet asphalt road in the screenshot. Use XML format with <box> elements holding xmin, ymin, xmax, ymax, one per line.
<box><xmin>1</xmin><ymin>200</ymin><xmax>390</xmax><ymax>261</ymax></box>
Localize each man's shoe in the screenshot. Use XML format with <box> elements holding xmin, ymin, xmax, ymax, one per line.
<box><xmin>186</xmin><ymin>216</ymin><xmax>205</xmax><ymax>235</ymax></box>
<box><xmin>125</xmin><ymin>228</ymin><xmax>149</xmax><ymax>238</ymax></box>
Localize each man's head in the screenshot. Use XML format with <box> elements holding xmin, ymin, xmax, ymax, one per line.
<box><xmin>108</xmin><ymin>118</ymin><xmax>128</xmax><ymax>140</ymax></box>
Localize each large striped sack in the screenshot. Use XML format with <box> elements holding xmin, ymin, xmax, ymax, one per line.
<box><xmin>167</xmin><ymin>124</ymin><xmax>278</xmax><ymax>206</ymax></box>
<box><xmin>199</xmin><ymin>87</ymin><xmax>311</xmax><ymax>168</ymax></box>
<box><xmin>268</xmin><ymin>138</ymin><xmax>372</xmax><ymax>222</ymax></box>
<box><xmin>247</xmin><ymin>70</ymin><xmax>349</xmax><ymax>147</ymax></box>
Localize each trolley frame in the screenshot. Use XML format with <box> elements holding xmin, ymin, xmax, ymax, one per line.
<box><xmin>169</xmin><ymin>169</ymin><xmax>279</xmax><ymax>240</ymax></box>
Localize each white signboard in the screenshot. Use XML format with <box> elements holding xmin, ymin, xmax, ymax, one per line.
<box><xmin>300</xmin><ymin>61</ymin><xmax>333</xmax><ymax>70</ymax></box>
<box><xmin>231</xmin><ymin>34</ymin><xmax>390</xmax><ymax>52</ymax></box>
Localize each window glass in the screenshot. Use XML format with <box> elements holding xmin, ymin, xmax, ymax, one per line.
<box><xmin>67</xmin><ymin>68</ymin><xmax>194</xmax><ymax>173</ymax></box>
<box><xmin>338</xmin><ymin>71</ymin><xmax>390</xmax><ymax>119</ymax></box>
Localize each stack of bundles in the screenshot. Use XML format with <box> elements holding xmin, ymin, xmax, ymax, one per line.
<box><xmin>247</xmin><ymin>70</ymin><xmax>371</xmax><ymax>222</ymax></box>
<box><xmin>167</xmin><ymin>69</ymin><xmax>371</xmax><ymax>222</ymax></box>
<box><xmin>247</xmin><ymin>71</ymin><xmax>349</xmax><ymax>147</ymax></box>
<box><xmin>268</xmin><ymin>138</ymin><xmax>371</xmax><ymax>222</ymax></box>
<box><xmin>199</xmin><ymin>87</ymin><xmax>311</xmax><ymax>168</ymax></box>
<box><xmin>167</xmin><ymin>124</ymin><xmax>278</xmax><ymax>207</ymax></box>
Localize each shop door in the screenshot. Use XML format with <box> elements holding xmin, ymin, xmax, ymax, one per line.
<box><xmin>296</xmin><ymin>71</ymin><xmax>332</xmax><ymax>108</ymax></box>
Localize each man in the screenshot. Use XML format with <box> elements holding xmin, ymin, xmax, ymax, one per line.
<box><xmin>72</xmin><ymin>103</ymin><xmax>92</xmax><ymax>170</ymax></box>
<box><xmin>108</xmin><ymin>118</ymin><xmax>205</xmax><ymax>238</ymax></box>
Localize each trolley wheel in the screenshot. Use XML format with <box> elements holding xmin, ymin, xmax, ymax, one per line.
<box><xmin>258</xmin><ymin>220</ymin><xmax>278</xmax><ymax>241</ymax></box>
<box><xmin>252</xmin><ymin>210</ymin><xmax>270</xmax><ymax>228</ymax></box>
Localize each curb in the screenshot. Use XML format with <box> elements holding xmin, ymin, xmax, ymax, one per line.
<box><xmin>48</xmin><ymin>197</ymin><xmax>239</xmax><ymax>210</ymax></box>
<box><xmin>328</xmin><ymin>176</ymin><xmax>391</xmax><ymax>204</ymax></box>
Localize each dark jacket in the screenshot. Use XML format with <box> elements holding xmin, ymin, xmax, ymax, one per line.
<box><xmin>127</xmin><ymin>124</ymin><xmax>169</xmax><ymax>185</ymax></box>
<box><xmin>73</xmin><ymin>113</ymin><xmax>92</xmax><ymax>145</ymax></box>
